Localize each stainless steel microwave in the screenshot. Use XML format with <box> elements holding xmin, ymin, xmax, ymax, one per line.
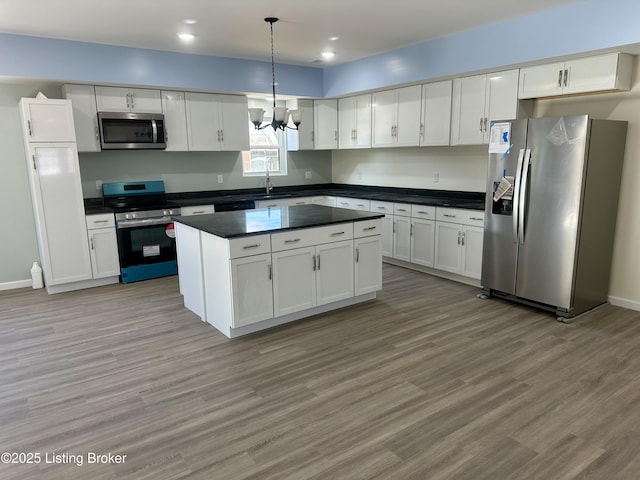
<box><xmin>97</xmin><ymin>112</ymin><xmax>166</xmax><ymax>150</ymax></box>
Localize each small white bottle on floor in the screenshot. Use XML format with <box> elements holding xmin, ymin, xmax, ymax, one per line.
<box><xmin>30</xmin><ymin>262</ymin><xmax>44</xmax><ymax>289</ymax></box>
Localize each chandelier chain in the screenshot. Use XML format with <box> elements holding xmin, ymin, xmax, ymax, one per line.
<box><xmin>270</xmin><ymin>19</ymin><xmax>277</xmax><ymax>109</ymax></box>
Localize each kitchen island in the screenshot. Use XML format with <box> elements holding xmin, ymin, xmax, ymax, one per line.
<box><xmin>174</xmin><ymin>204</ymin><xmax>384</xmax><ymax>338</ymax></box>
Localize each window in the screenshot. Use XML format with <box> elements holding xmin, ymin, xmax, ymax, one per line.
<box><xmin>242</xmin><ymin>120</ymin><xmax>288</xmax><ymax>176</ymax></box>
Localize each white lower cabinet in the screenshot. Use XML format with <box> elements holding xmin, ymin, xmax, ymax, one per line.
<box><xmin>355</xmin><ymin>235</ymin><xmax>382</xmax><ymax>295</ymax></box>
<box><xmin>393</xmin><ymin>214</ymin><xmax>411</xmax><ymax>261</ymax></box>
<box><xmin>230</xmin><ymin>253</ymin><xmax>274</xmax><ymax>327</ymax></box>
<box><xmin>86</xmin><ymin>214</ymin><xmax>120</xmax><ymax>279</ymax></box>
<box><xmin>434</xmin><ymin>211</ymin><xmax>484</xmax><ymax>280</ymax></box>
<box><xmin>411</xmin><ymin>218</ymin><xmax>435</xmax><ymax>267</ymax></box>
<box><xmin>273</xmin><ymin>239</ymin><xmax>354</xmax><ymax>316</ymax></box>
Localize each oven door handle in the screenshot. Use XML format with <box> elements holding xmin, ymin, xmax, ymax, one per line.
<box><xmin>116</xmin><ymin>216</ymin><xmax>177</xmax><ymax>228</ymax></box>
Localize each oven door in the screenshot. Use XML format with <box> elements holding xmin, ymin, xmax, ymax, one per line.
<box><xmin>116</xmin><ymin>218</ymin><xmax>177</xmax><ymax>282</ymax></box>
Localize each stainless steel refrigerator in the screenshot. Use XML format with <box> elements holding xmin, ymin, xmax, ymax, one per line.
<box><xmin>481</xmin><ymin>115</ymin><xmax>627</xmax><ymax>321</ymax></box>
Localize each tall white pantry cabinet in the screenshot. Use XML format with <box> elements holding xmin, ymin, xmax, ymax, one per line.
<box><xmin>19</xmin><ymin>98</ymin><xmax>119</xmax><ymax>293</ymax></box>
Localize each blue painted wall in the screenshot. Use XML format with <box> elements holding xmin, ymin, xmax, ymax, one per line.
<box><xmin>1</xmin><ymin>0</ymin><xmax>639</xmax><ymax>98</ymax></box>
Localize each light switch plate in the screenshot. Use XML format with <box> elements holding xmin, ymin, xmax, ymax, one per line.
<box><xmin>217</xmin><ymin>175</ymin><xmax>224</xmax><ymax>184</ymax></box>
<box><xmin>305</xmin><ymin>171</ymin><xmax>312</xmax><ymax>179</ymax></box>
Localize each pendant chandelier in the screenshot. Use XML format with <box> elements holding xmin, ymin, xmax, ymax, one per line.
<box><xmin>248</xmin><ymin>18</ymin><xmax>302</xmax><ymax>131</ymax></box>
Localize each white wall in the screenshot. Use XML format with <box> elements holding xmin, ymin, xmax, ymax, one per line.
<box><xmin>332</xmin><ymin>146</ymin><xmax>488</xmax><ymax>192</ymax></box>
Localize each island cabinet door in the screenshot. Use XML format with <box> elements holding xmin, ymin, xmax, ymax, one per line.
<box><xmin>272</xmin><ymin>247</ymin><xmax>317</xmax><ymax>316</ymax></box>
<box><xmin>230</xmin><ymin>253</ymin><xmax>274</xmax><ymax>328</ymax></box>
<box><xmin>354</xmin><ymin>236</ymin><xmax>382</xmax><ymax>295</ymax></box>
<box><xmin>316</xmin><ymin>240</ymin><xmax>354</xmax><ymax>306</ymax></box>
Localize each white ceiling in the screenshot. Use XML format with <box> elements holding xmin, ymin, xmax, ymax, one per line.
<box><xmin>0</xmin><ymin>0</ymin><xmax>584</xmax><ymax>66</ymax></box>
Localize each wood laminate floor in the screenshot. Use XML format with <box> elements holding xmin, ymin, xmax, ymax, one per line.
<box><xmin>2</xmin><ymin>264</ymin><xmax>640</xmax><ymax>479</ymax></box>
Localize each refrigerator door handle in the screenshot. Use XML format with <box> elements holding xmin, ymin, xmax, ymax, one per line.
<box><xmin>518</xmin><ymin>149</ymin><xmax>532</xmax><ymax>244</ymax></box>
<box><xmin>512</xmin><ymin>148</ymin><xmax>526</xmax><ymax>243</ymax></box>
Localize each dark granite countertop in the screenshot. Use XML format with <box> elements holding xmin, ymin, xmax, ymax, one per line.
<box><xmin>84</xmin><ymin>183</ymin><xmax>486</xmax><ymax>215</ymax></box>
<box><xmin>174</xmin><ymin>204</ymin><xmax>384</xmax><ymax>239</ymax></box>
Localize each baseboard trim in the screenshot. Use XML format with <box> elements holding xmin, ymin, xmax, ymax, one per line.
<box><xmin>0</xmin><ymin>279</ymin><xmax>33</xmax><ymax>291</ymax></box>
<box><xmin>609</xmin><ymin>296</ymin><xmax>640</xmax><ymax>312</ymax></box>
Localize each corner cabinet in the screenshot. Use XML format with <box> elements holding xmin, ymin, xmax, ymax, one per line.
<box><xmin>372</xmin><ymin>85</ymin><xmax>422</xmax><ymax>148</ymax></box>
<box><xmin>62</xmin><ymin>84</ymin><xmax>100</xmax><ymax>152</ymax></box>
<box><xmin>518</xmin><ymin>53</ymin><xmax>633</xmax><ymax>99</ymax></box>
<box><xmin>313</xmin><ymin>99</ymin><xmax>338</xmax><ymax>149</ymax></box>
<box><xmin>450</xmin><ymin>69</ymin><xmax>519</xmax><ymax>145</ymax></box>
<box><xmin>185</xmin><ymin>92</ymin><xmax>250</xmax><ymax>151</ymax></box>
<box><xmin>338</xmin><ymin>94</ymin><xmax>372</xmax><ymax>149</ymax></box>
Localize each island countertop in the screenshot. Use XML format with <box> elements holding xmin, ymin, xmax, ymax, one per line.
<box><xmin>173</xmin><ymin>204</ymin><xmax>385</xmax><ymax>239</ymax></box>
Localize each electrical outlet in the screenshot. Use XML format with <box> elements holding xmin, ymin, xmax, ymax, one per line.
<box><xmin>433</xmin><ymin>172</ymin><xmax>440</xmax><ymax>183</ymax></box>
<box><xmin>96</xmin><ymin>180</ymin><xmax>103</xmax><ymax>190</ymax></box>
<box><xmin>305</xmin><ymin>171</ymin><xmax>312</xmax><ymax>179</ymax></box>
<box><xmin>217</xmin><ymin>175</ymin><xmax>224</xmax><ymax>184</ymax></box>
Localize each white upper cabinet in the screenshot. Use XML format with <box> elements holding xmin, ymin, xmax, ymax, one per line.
<box><xmin>286</xmin><ymin>98</ymin><xmax>314</xmax><ymax>150</ymax></box>
<box><xmin>420</xmin><ymin>80</ymin><xmax>452</xmax><ymax>146</ymax></box>
<box><xmin>185</xmin><ymin>92</ymin><xmax>250</xmax><ymax>151</ymax></box>
<box><xmin>338</xmin><ymin>94</ymin><xmax>372</xmax><ymax>149</ymax></box>
<box><xmin>518</xmin><ymin>53</ymin><xmax>633</xmax><ymax>99</ymax></box>
<box><xmin>95</xmin><ymin>86</ymin><xmax>162</xmax><ymax>113</ymax></box>
<box><xmin>161</xmin><ymin>91</ymin><xmax>189</xmax><ymax>151</ymax></box>
<box><xmin>62</xmin><ymin>84</ymin><xmax>100</xmax><ymax>152</ymax></box>
<box><xmin>372</xmin><ymin>85</ymin><xmax>422</xmax><ymax>148</ymax></box>
<box><xmin>314</xmin><ymin>99</ymin><xmax>338</xmax><ymax>149</ymax></box>
<box><xmin>451</xmin><ymin>69</ymin><xmax>519</xmax><ymax>145</ymax></box>
<box><xmin>20</xmin><ymin>98</ymin><xmax>76</xmax><ymax>143</ymax></box>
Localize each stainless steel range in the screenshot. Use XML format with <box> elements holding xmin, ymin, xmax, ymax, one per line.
<box><xmin>103</xmin><ymin>180</ymin><xmax>181</xmax><ymax>283</ymax></box>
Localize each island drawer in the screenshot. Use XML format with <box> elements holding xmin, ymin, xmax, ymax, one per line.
<box><xmin>272</xmin><ymin>223</ymin><xmax>354</xmax><ymax>252</ymax></box>
<box><xmin>354</xmin><ymin>219</ymin><xmax>382</xmax><ymax>238</ymax></box>
<box><xmin>228</xmin><ymin>234</ymin><xmax>271</xmax><ymax>259</ymax></box>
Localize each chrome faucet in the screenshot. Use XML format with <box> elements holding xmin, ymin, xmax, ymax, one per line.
<box><xmin>265</xmin><ymin>170</ymin><xmax>273</xmax><ymax>195</ymax></box>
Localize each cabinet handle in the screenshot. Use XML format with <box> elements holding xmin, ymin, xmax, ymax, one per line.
<box><xmin>32</xmin><ymin>155</ymin><xmax>37</xmax><ymax>171</ymax></box>
<box><xmin>397</xmin><ymin>208</ymin><xmax>407</xmax><ymax>212</ymax></box>
<box><xmin>356</xmin><ymin>247</ymin><xmax>360</xmax><ymax>263</ymax></box>
<box><xmin>420</xmin><ymin>123</ymin><xmax>424</xmax><ymax>137</ymax></box>
<box><xmin>484</xmin><ymin>117</ymin><xmax>488</xmax><ymax>132</ymax></box>
<box><xmin>417</xmin><ymin>211</ymin><xmax>429</xmax><ymax>214</ymax></box>
<box><xmin>266</xmin><ymin>204</ymin><xmax>277</xmax><ymax>208</ymax></box>
<box><xmin>330</xmin><ymin>231</ymin><xmax>345</xmax><ymax>236</ymax></box>
<box><xmin>27</xmin><ymin>120</ymin><xmax>33</xmax><ymax>137</ymax></box>
<box><xmin>393</xmin><ymin>221</ymin><xmax>396</xmax><ymax>233</ymax></box>
<box><xmin>268</xmin><ymin>263</ymin><xmax>272</xmax><ymax>280</ymax></box>
<box><xmin>457</xmin><ymin>232</ymin><xmax>461</xmax><ymax>245</ymax></box>
<box><xmin>363</xmin><ymin>226</ymin><xmax>377</xmax><ymax>231</ymax></box>
<box><xmin>563</xmin><ymin>69</ymin><xmax>568</xmax><ymax>87</ymax></box>
<box><xmin>479</xmin><ymin>117</ymin><xmax>484</xmax><ymax>132</ymax></box>
<box><xmin>284</xmin><ymin>238</ymin><xmax>301</xmax><ymax>244</ymax></box>
<box><xmin>410</xmin><ymin>224</ymin><xmax>413</xmax><ymax>236</ymax></box>
<box><xmin>461</xmin><ymin>232</ymin><xmax>466</xmax><ymax>246</ymax></box>
<box><xmin>93</xmin><ymin>219</ymin><xmax>109</xmax><ymax>224</ymax></box>
<box><xmin>469</xmin><ymin>217</ymin><xmax>483</xmax><ymax>221</ymax></box>
<box><xmin>220</xmin><ymin>130</ymin><xmax>224</xmax><ymax>142</ymax></box>
<box><xmin>317</xmin><ymin>254</ymin><xmax>320</xmax><ymax>270</ymax></box>
<box><xmin>443</xmin><ymin>214</ymin><xmax>456</xmax><ymax>218</ymax></box>
<box><xmin>312</xmin><ymin>254</ymin><xmax>316</xmax><ymax>271</ymax></box>
<box><xmin>334</xmin><ymin>130</ymin><xmax>338</xmax><ymax>142</ymax></box>
<box><xmin>311</xmin><ymin>131</ymin><xmax>315</xmax><ymax>143</ymax></box>
<box><xmin>558</xmin><ymin>69</ymin><xmax>563</xmax><ymax>87</ymax></box>
<box><xmin>242</xmin><ymin>244</ymin><xmax>261</xmax><ymax>249</ymax></box>
<box><xmin>95</xmin><ymin>125</ymin><xmax>99</xmax><ymax>139</ymax></box>
<box><xmin>165</xmin><ymin>128</ymin><xmax>169</xmax><ymax>142</ymax></box>
<box><xmin>90</xmin><ymin>238</ymin><xmax>94</xmax><ymax>250</ymax></box>
<box><xmin>295</xmin><ymin>202</ymin><xmax>305</xmax><ymax>205</ymax></box>
<box><xmin>192</xmin><ymin>210</ymin><xmax>205</xmax><ymax>214</ymax></box>
<box><xmin>377</xmin><ymin>206</ymin><xmax>386</xmax><ymax>210</ymax></box>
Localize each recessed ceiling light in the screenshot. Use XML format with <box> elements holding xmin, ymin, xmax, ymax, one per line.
<box><xmin>178</xmin><ymin>33</ymin><xmax>195</xmax><ymax>42</ymax></box>
<box><xmin>328</xmin><ymin>36</ymin><xmax>339</xmax><ymax>41</ymax></box>
<box><xmin>183</xmin><ymin>19</ymin><xmax>197</xmax><ymax>25</ymax></box>
<box><xmin>321</xmin><ymin>51</ymin><xmax>336</xmax><ymax>60</ymax></box>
